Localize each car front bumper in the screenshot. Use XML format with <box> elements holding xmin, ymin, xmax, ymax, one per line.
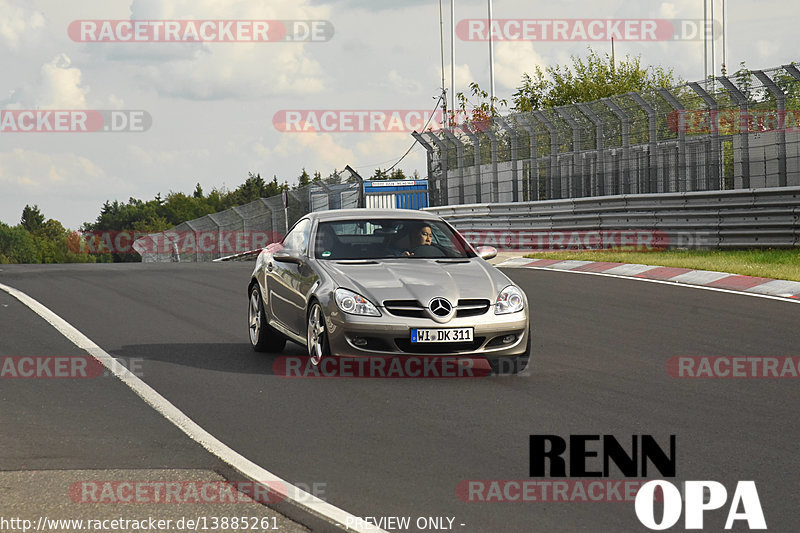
<box><xmin>324</xmin><ymin>305</ymin><xmax>530</xmax><ymax>358</ymax></box>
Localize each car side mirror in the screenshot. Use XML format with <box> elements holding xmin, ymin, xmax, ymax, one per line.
<box><xmin>476</xmin><ymin>246</ymin><xmax>497</xmax><ymax>261</ymax></box>
<box><xmin>273</xmin><ymin>252</ymin><xmax>302</xmax><ymax>264</ymax></box>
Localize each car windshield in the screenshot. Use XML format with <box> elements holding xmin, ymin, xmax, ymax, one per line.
<box><xmin>313</xmin><ymin>219</ymin><xmax>475</xmax><ymax>260</ymax></box>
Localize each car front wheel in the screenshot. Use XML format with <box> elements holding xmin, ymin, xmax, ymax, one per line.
<box><xmin>249</xmin><ymin>285</ymin><xmax>286</xmax><ymax>353</ymax></box>
<box><xmin>307</xmin><ymin>301</ymin><xmax>331</xmax><ymax>365</ymax></box>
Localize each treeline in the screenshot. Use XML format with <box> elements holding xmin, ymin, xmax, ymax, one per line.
<box><xmin>0</xmin><ymin>172</ymin><xmax>288</xmax><ymax>264</ymax></box>
<box><xmin>1</xmin><ymin>167</ymin><xmax>413</xmax><ymax>264</ymax></box>
<box><xmin>86</xmin><ymin>168</ymin><xmax>411</xmax><ymax>233</ymax></box>
<box><xmin>86</xmin><ymin>172</ymin><xmax>285</xmax><ymax>233</ymax></box>
<box><xmin>0</xmin><ymin>205</ymin><xmax>97</xmax><ymax>264</ymax></box>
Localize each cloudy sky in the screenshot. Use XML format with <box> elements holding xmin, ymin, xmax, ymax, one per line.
<box><xmin>0</xmin><ymin>0</ymin><xmax>795</xmax><ymax>229</ymax></box>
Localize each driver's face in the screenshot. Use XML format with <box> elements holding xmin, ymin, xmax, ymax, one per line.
<box><xmin>418</xmin><ymin>226</ymin><xmax>433</xmax><ymax>246</ymax></box>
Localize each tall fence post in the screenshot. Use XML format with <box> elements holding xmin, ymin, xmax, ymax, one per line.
<box><xmin>603</xmin><ymin>97</ymin><xmax>631</xmax><ymax>194</ymax></box>
<box><xmin>461</xmin><ymin>124</ymin><xmax>483</xmax><ymax>203</ymax></box>
<box><xmin>533</xmin><ymin>110</ymin><xmax>560</xmax><ymax>199</ymax></box>
<box><xmin>657</xmin><ymin>88</ymin><xmax>688</xmax><ymax>192</ymax></box>
<box><xmin>496</xmin><ymin>117</ymin><xmax>519</xmax><ymax>202</ymax></box>
<box><xmin>513</xmin><ymin>114</ymin><xmax>540</xmax><ymax>200</ymax></box>
<box><xmin>628</xmin><ymin>92</ymin><xmax>659</xmax><ymax>193</ymax></box>
<box><xmin>412</xmin><ymin>131</ymin><xmax>435</xmax><ymax>189</ymax></box>
<box><xmin>422</xmin><ymin>131</ymin><xmax>449</xmax><ymax>206</ymax></box>
<box><xmin>689</xmin><ymin>81</ymin><xmax>723</xmax><ymax>190</ymax></box>
<box><xmin>556</xmin><ymin>107</ymin><xmax>585</xmax><ymax>197</ymax></box>
<box><xmin>577</xmin><ymin>102</ymin><xmax>605</xmax><ymax>196</ymax></box>
<box><xmin>717</xmin><ymin>77</ymin><xmax>751</xmax><ymax>189</ymax></box>
<box><xmin>442</xmin><ymin>129</ymin><xmax>466</xmax><ymax>204</ymax></box>
<box><xmin>482</xmin><ymin>124</ymin><xmax>500</xmax><ymax>203</ymax></box>
<box><xmin>754</xmin><ymin>70</ymin><xmax>788</xmax><ymax>187</ymax></box>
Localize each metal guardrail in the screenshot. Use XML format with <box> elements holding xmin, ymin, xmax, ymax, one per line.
<box><xmin>426</xmin><ymin>187</ymin><xmax>800</xmax><ymax>249</ymax></box>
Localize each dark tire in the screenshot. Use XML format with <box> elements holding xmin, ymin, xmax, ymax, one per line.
<box><xmin>488</xmin><ymin>332</ymin><xmax>531</xmax><ymax>375</ymax></box>
<box><xmin>249</xmin><ymin>285</ymin><xmax>286</xmax><ymax>353</ymax></box>
<box><xmin>306</xmin><ymin>301</ymin><xmax>331</xmax><ymax>366</ymax></box>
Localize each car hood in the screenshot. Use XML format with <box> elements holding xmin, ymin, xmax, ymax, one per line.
<box><xmin>318</xmin><ymin>258</ymin><xmax>510</xmax><ymax>306</ymax></box>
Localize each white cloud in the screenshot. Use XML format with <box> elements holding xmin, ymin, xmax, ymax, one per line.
<box><xmin>384</xmin><ymin>70</ymin><xmax>423</xmax><ymax>95</ymax></box>
<box><xmin>755</xmin><ymin>40</ymin><xmax>780</xmax><ymax>61</ymax></box>
<box><xmin>38</xmin><ymin>54</ymin><xmax>90</xmax><ymax>108</ymax></box>
<box><xmin>264</xmin><ymin>133</ymin><xmax>356</xmax><ymax>173</ymax></box>
<box><xmin>3</xmin><ymin>54</ymin><xmax>90</xmax><ymax>109</ymax></box>
<box><xmin>84</xmin><ymin>0</ymin><xmax>332</xmax><ymax>100</ymax></box>
<box><xmin>494</xmin><ymin>41</ymin><xmax>547</xmax><ymax>91</ymax></box>
<box><xmin>0</xmin><ymin>0</ymin><xmax>45</xmax><ymax>49</ymax></box>
<box><xmin>0</xmin><ymin>148</ymin><xmax>104</xmax><ymax>190</ymax></box>
<box><xmin>453</xmin><ymin>63</ymin><xmax>474</xmax><ymax>94</ymax></box>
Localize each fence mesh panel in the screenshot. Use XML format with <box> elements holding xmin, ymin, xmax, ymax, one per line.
<box><xmin>421</xmin><ymin>63</ymin><xmax>800</xmax><ymax>206</ymax></box>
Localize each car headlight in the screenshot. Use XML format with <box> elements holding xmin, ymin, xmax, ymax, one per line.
<box><xmin>495</xmin><ymin>285</ymin><xmax>525</xmax><ymax>314</ymax></box>
<box><xmin>334</xmin><ymin>288</ymin><xmax>381</xmax><ymax>316</ymax></box>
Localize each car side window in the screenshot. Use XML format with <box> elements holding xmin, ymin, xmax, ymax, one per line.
<box><xmin>282</xmin><ymin>219</ymin><xmax>311</xmax><ymax>254</ymax></box>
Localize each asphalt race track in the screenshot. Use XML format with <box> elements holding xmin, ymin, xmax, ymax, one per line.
<box><xmin>2</xmin><ymin>262</ymin><xmax>799</xmax><ymax>532</ymax></box>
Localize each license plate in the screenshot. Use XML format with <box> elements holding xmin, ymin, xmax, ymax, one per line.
<box><xmin>411</xmin><ymin>328</ymin><xmax>474</xmax><ymax>343</ymax></box>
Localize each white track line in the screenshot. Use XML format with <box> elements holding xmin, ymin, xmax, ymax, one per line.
<box><xmin>501</xmin><ymin>265</ymin><xmax>800</xmax><ymax>305</ymax></box>
<box><xmin>0</xmin><ymin>282</ymin><xmax>384</xmax><ymax>533</ymax></box>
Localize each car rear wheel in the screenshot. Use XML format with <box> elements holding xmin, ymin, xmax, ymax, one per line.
<box><xmin>249</xmin><ymin>285</ymin><xmax>286</xmax><ymax>353</ymax></box>
<box><xmin>488</xmin><ymin>333</ymin><xmax>531</xmax><ymax>375</ymax></box>
<box><xmin>307</xmin><ymin>301</ymin><xmax>331</xmax><ymax>366</ymax></box>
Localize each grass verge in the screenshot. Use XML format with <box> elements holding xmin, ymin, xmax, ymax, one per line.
<box><xmin>523</xmin><ymin>249</ymin><xmax>800</xmax><ymax>282</ymax></box>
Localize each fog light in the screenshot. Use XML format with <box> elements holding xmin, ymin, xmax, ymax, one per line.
<box><xmin>351</xmin><ymin>337</ymin><xmax>368</xmax><ymax>347</ymax></box>
<box><xmin>502</xmin><ymin>335</ymin><xmax>516</xmax><ymax>345</ymax></box>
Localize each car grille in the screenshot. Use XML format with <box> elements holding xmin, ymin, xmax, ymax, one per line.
<box><xmin>394</xmin><ymin>338</ymin><xmax>486</xmax><ymax>354</ymax></box>
<box><xmin>383</xmin><ymin>299</ymin><xmax>491</xmax><ymax>318</ymax></box>
<box><xmin>456</xmin><ymin>299</ymin><xmax>491</xmax><ymax>317</ymax></box>
<box><xmin>383</xmin><ymin>300</ymin><xmax>426</xmax><ymax>318</ymax></box>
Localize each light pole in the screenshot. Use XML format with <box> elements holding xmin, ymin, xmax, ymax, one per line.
<box><xmin>451</xmin><ymin>0</ymin><xmax>456</xmax><ymax>124</ymax></box>
<box><xmin>488</xmin><ymin>0</ymin><xmax>495</xmax><ymax>108</ymax></box>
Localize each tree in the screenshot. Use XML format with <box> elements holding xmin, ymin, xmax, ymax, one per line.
<box><xmin>296</xmin><ymin>168</ymin><xmax>311</xmax><ymax>189</ymax></box>
<box><xmin>21</xmin><ymin>205</ymin><xmax>44</xmax><ymax>233</ymax></box>
<box><xmin>454</xmin><ymin>82</ymin><xmax>509</xmax><ymax>126</ymax></box>
<box><xmin>0</xmin><ymin>222</ymin><xmax>41</xmax><ymax>263</ymax></box>
<box><xmin>512</xmin><ymin>48</ymin><xmax>679</xmax><ymax>111</ymax></box>
<box><xmin>370</xmin><ymin>168</ymin><xmax>408</xmax><ymax>181</ymax></box>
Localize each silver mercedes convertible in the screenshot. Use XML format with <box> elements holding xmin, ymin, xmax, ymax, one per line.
<box><xmin>247</xmin><ymin>209</ymin><xmax>530</xmax><ymax>374</ymax></box>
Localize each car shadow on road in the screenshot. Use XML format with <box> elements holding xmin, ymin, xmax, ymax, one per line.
<box><xmin>108</xmin><ymin>342</ymin><xmax>498</xmax><ymax>379</ymax></box>
<box><xmin>109</xmin><ymin>342</ymin><xmax>308</xmax><ymax>376</ymax></box>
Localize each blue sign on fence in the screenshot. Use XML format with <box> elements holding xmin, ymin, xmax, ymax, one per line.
<box><xmin>363</xmin><ymin>180</ymin><xmax>429</xmax><ymax>210</ymax></box>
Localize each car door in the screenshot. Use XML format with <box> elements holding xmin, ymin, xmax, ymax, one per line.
<box><xmin>267</xmin><ymin>218</ymin><xmax>314</xmax><ymax>336</ymax></box>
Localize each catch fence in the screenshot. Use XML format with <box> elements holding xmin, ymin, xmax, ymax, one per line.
<box><xmin>414</xmin><ymin>63</ymin><xmax>800</xmax><ymax>207</ymax></box>
<box><xmin>133</xmin><ymin>167</ymin><xmax>362</xmax><ymax>262</ymax></box>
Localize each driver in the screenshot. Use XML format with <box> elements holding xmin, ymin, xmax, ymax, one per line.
<box><xmin>402</xmin><ymin>223</ymin><xmax>433</xmax><ymax>256</ymax></box>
